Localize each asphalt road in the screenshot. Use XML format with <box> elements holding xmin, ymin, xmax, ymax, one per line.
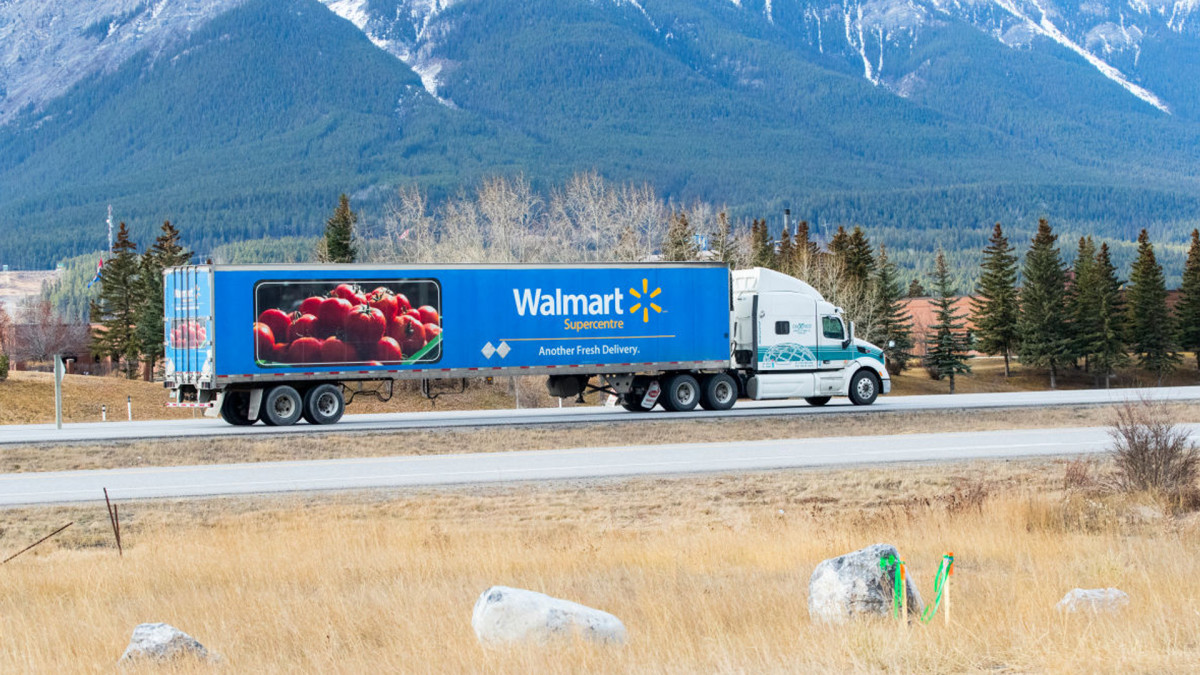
<box><xmin>4</xmin><ymin>424</ymin><xmax>1197</xmax><ymax>506</ymax></box>
<box><xmin>2</xmin><ymin>386</ymin><xmax>1199</xmax><ymax>446</ymax></box>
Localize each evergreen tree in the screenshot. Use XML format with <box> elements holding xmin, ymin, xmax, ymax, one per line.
<box><xmin>875</xmin><ymin>245</ymin><xmax>914</xmax><ymax>374</ymax></box>
<box><xmin>1017</xmin><ymin>219</ymin><xmax>1072</xmax><ymax>388</ymax></box>
<box><xmin>662</xmin><ymin>211</ymin><xmax>699</xmax><ymax>261</ymax></box>
<box><xmin>750</xmin><ymin>219</ymin><xmax>774</xmax><ymax>268</ymax></box>
<box><xmin>1177</xmin><ymin>229</ymin><xmax>1200</xmax><ymax>370</ymax></box>
<box><xmin>924</xmin><ymin>249</ymin><xmax>972</xmax><ymax>393</ymax></box>
<box><xmin>793</xmin><ymin>220</ymin><xmax>819</xmax><ymax>267</ymax></box>
<box><xmin>90</xmin><ymin>222</ymin><xmax>142</xmax><ymax>378</ymax></box>
<box><xmin>1127</xmin><ymin>229</ymin><xmax>1179</xmax><ymax>382</ymax></box>
<box><xmin>321</xmin><ymin>193</ymin><xmax>358</xmax><ymax>263</ymax></box>
<box><xmin>1068</xmin><ymin>236</ymin><xmax>1099</xmax><ymax>371</ymax></box>
<box><xmin>970</xmin><ymin>223</ymin><xmax>1020</xmax><ymax>376</ymax></box>
<box><xmin>776</xmin><ymin>225</ymin><xmax>794</xmax><ymax>274</ymax></box>
<box><xmin>1089</xmin><ymin>243</ymin><xmax>1128</xmax><ymax>388</ymax></box>
<box><xmin>134</xmin><ymin>221</ymin><xmax>193</xmax><ymax>379</ymax></box>
<box><xmin>709</xmin><ymin>212</ymin><xmax>735</xmax><ymax>264</ymax></box>
<box><xmin>842</xmin><ymin>226</ymin><xmax>876</xmax><ymax>287</ymax></box>
<box><xmin>907</xmin><ymin>278</ymin><xmax>926</xmax><ymax>298</ymax></box>
<box><xmin>828</xmin><ymin>225</ymin><xmax>850</xmax><ymax>263</ymax></box>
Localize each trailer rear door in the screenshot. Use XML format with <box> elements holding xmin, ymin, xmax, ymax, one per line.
<box><xmin>163</xmin><ymin>265</ymin><xmax>215</xmax><ymax>389</ymax></box>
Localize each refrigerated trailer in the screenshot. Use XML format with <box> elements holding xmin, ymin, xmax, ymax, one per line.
<box><xmin>163</xmin><ymin>263</ymin><xmax>889</xmax><ymax>425</ymax></box>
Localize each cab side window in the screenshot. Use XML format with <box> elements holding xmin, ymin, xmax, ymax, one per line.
<box><xmin>774</xmin><ymin>321</ymin><xmax>790</xmax><ymax>335</ymax></box>
<box><xmin>822</xmin><ymin>316</ymin><xmax>844</xmax><ymax>340</ymax></box>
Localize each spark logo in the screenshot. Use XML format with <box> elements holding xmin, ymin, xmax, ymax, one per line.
<box><xmin>628</xmin><ymin>278</ymin><xmax>663</xmax><ymax>323</ymax></box>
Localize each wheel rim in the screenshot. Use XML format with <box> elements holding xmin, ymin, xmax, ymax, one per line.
<box><xmin>714</xmin><ymin>380</ymin><xmax>734</xmax><ymax>404</ymax></box>
<box><xmin>676</xmin><ymin>381</ymin><xmax>696</xmax><ymax>406</ymax></box>
<box><xmin>856</xmin><ymin>376</ymin><xmax>875</xmax><ymax>400</ymax></box>
<box><xmin>316</xmin><ymin>392</ymin><xmax>339</xmax><ymax>417</ymax></box>
<box><xmin>274</xmin><ymin>395</ymin><xmax>296</xmax><ymax>418</ymax></box>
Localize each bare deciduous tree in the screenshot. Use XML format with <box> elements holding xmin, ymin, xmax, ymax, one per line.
<box><xmin>11</xmin><ymin>297</ymin><xmax>87</xmax><ymax>363</ymax></box>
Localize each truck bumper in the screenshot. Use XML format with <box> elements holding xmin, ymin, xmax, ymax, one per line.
<box><xmin>882</xmin><ymin>378</ymin><xmax>891</xmax><ymax>394</ymax></box>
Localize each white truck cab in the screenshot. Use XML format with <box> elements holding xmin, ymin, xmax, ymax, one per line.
<box><xmin>731</xmin><ymin>267</ymin><xmax>890</xmax><ymax>405</ymax></box>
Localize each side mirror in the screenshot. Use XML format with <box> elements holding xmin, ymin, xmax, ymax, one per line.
<box><xmin>841</xmin><ymin>321</ymin><xmax>854</xmax><ymax>349</ymax></box>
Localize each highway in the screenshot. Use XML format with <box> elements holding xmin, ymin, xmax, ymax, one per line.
<box><xmin>3</xmin><ymin>423</ymin><xmax>1197</xmax><ymax>506</ymax></box>
<box><xmin>2</xmin><ymin>386</ymin><xmax>1199</xmax><ymax>446</ymax></box>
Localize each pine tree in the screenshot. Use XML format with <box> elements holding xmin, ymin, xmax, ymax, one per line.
<box><xmin>842</xmin><ymin>226</ymin><xmax>876</xmax><ymax>287</ymax></box>
<box><xmin>776</xmin><ymin>225</ymin><xmax>794</xmax><ymax>274</ymax></box>
<box><xmin>828</xmin><ymin>225</ymin><xmax>850</xmax><ymax>263</ymax></box>
<box><xmin>90</xmin><ymin>222</ymin><xmax>142</xmax><ymax>378</ymax></box>
<box><xmin>970</xmin><ymin>223</ymin><xmax>1020</xmax><ymax>376</ymax></box>
<box><xmin>792</xmin><ymin>220</ymin><xmax>819</xmax><ymax>273</ymax></box>
<box><xmin>924</xmin><ymin>249</ymin><xmax>972</xmax><ymax>393</ymax></box>
<box><xmin>1068</xmin><ymin>236</ymin><xmax>1099</xmax><ymax>372</ymax></box>
<box><xmin>750</xmin><ymin>219</ymin><xmax>774</xmax><ymax>268</ymax></box>
<box><xmin>662</xmin><ymin>211</ymin><xmax>699</xmax><ymax>261</ymax></box>
<box><xmin>875</xmin><ymin>245</ymin><xmax>914</xmax><ymax>374</ymax></box>
<box><xmin>907</xmin><ymin>278</ymin><xmax>926</xmax><ymax>298</ymax></box>
<box><xmin>709</xmin><ymin>212</ymin><xmax>735</xmax><ymax>264</ymax></box>
<box><xmin>1089</xmin><ymin>243</ymin><xmax>1128</xmax><ymax>388</ymax></box>
<box><xmin>1176</xmin><ymin>229</ymin><xmax>1200</xmax><ymax>370</ymax></box>
<box><xmin>1127</xmin><ymin>229</ymin><xmax>1179</xmax><ymax>382</ymax></box>
<box><xmin>321</xmin><ymin>194</ymin><xmax>358</xmax><ymax>263</ymax></box>
<box><xmin>135</xmin><ymin>221</ymin><xmax>193</xmax><ymax>379</ymax></box>
<box><xmin>1017</xmin><ymin>219</ymin><xmax>1072</xmax><ymax>388</ymax></box>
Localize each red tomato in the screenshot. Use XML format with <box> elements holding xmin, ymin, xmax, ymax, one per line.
<box><xmin>333</xmin><ymin>283</ymin><xmax>366</xmax><ymax>306</ymax></box>
<box><xmin>288</xmin><ymin>337</ymin><xmax>323</xmax><ymax>363</ymax></box>
<box><xmin>374</xmin><ymin>337</ymin><xmax>405</xmax><ymax>362</ymax></box>
<box><xmin>316</xmin><ymin>297</ymin><xmax>354</xmax><ymax>336</ymax></box>
<box><xmin>289</xmin><ymin>313</ymin><xmax>320</xmax><ymax>341</ymax></box>
<box><xmin>320</xmin><ymin>337</ymin><xmax>355</xmax><ymax>363</ymax></box>
<box><xmin>417</xmin><ymin>305</ymin><xmax>440</xmax><ymax>326</ymax></box>
<box><xmin>388</xmin><ymin>314</ymin><xmax>426</xmax><ymax>356</ymax></box>
<box><xmin>393</xmin><ymin>293</ymin><xmax>412</xmax><ymax>314</ymax></box>
<box><xmin>406</xmin><ymin>309</ymin><xmax>422</xmax><ymax>322</ymax></box>
<box><xmin>253</xmin><ymin>322</ymin><xmax>275</xmax><ymax>359</ymax></box>
<box><xmin>258</xmin><ymin>309</ymin><xmax>291</xmax><ymax>342</ymax></box>
<box><xmin>344</xmin><ymin>305</ymin><xmax>386</xmax><ymax>349</ymax></box>
<box><xmin>299</xmin><ymin>296</ymin><xmax>324</xmax><ymax>316</ymax></box>
<box><xmin>424</xmin><ymin>323</ymin><xmax>441</xmax><ymax>340</ymax></box>
<box><xmin>273</xmin><ymin>343</ymin><xmax>289</xmax><ymax>362</ymax></box>
<box><xmin>366</xmin><ymin>288</ymin><xmax>400</xmax><ymax>323</ymax></box>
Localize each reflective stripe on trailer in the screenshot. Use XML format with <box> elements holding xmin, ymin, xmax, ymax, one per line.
<box><xmin>166</xmin><ymin>402</ymin><xmax>213</xmax><ymax>408</ymax></box>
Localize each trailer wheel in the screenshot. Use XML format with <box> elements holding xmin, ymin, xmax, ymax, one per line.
<box><xmin>620</xmin><ymin>394</ymin><xmax>654</xmax><ymax>412</ymax></box>
<box><xmin>302</xmin><ymin>384</ymin><xmax>345</xmax><ymax>425</ymax></box>
<box><xmin>262</xmin><ymin>385</ymin><xmax>303</xmax><ymax>426</ymax></box>
<box><xmin>660</xmin><ymin>374</ymin><xmax>700</xmax><ymax>412</ymax></box>
<box><xmin>848</xmin><ymin>370</ymin><xmax>880</xmax><ymax>406</ymax></box>
<box><xmin>805</xmin><ymin>396</ymin><xmax>831</xmax><ymax>407</ymax></box>
<box><xmin>699</xmin><ymin>373</ymin><xmax>737</xmax><ymax>411</ymax></box>
<box><xmin>219</xmin><ymin>390</ymin><xmax>256</xmax><ymax>426</ymax></box>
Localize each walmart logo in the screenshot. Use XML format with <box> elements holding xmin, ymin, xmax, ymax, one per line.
<box><xmin>628</xmin><ymin>278</ymin><xmax>663</xmax><ymax>323</ymax></box>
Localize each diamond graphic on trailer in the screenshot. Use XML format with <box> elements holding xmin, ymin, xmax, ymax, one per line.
<box><xmin>628</xmin><ymin>278</ymin><xmax>663</xmax><ymax>323</ymax></box>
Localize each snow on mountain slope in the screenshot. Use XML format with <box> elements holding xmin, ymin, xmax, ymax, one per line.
<box><xmin>0</xmin><ymin>0</ymin><xmax>248</xmax><ymax>124</ymax></box>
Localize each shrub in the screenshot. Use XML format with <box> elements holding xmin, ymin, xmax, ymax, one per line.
<box><xmin>1109</xmin><ymin>400</ymin><xmax>1198</xmax><ymax>497</ymax></box>
<box><xmin>0</xmin><ymin>353</ymin><xmax>8</xmax><ymax>381</ymax></box>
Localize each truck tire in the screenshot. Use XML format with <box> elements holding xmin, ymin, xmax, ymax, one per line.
<box><xmin>659</xmin><ymin>374</ymin><xmax>700</xmax><ymax>412</ymax></box>
<box><xmin>699</xmin><ymin>373</ymin><xmax>737</xmax><ymax>411</ymax></box>
<box><xmin>219</xmin><ymin>390</ymin><xmax>256</xmax><ymax>426</ymax></box>
<box><xmin>262</xmin><ymin>385</ymin><xmax>303</xmax><ymax>426</ymax></box>
<box><xmin>804</xmin><ymin>396</ymin><xmax>831</xmax><ymax>407</ymax></box>
<box><xmin>302</xmin><ymin>384</ymin><xmax>345</xmax><ymax>425</ymax></box>
<box><xmin>848</xmin><ymin>370</ymin><xmax>880</xmax><ymax>406</ymax></box>
<box><xmin>620</xmin><ymin>394</ymin><xmax>654</xmax><ymax>412</ymax></box>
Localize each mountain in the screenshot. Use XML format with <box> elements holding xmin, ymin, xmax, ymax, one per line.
<box><xmin>0</xmin><ymin>0</ymin><xmax>1198</xmax><ymax>270</ymax></box>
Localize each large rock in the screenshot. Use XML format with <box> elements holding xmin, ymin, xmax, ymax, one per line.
<box><xmin>1056</xmin><ymin>588</ymin><xmax>1129</xmax><ymax>613</ymax></box>
<box><xmin>808</xmin><ymin>543</ymin><xmax>923</xmax><ymax>623</ymax></box>
<box><xmin>118</xmin><ymin>623</ymin><xmax>212</xmax><ymax>663</ymax></box>
<box><xmin>472</xmin><ymin>586</ymin><xmax>627</xmax><ymax>645</ymax></box>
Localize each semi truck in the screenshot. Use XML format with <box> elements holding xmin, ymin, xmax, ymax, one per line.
<box><xmin>163</xmin><ymin>262</ymin><xmax>890</xmax><ymax>426</ymax></box>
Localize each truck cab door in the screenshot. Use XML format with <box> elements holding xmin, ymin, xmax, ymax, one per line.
<box><xmin>755</xmin><ymin>293</ymin><xmax>818</xmax><ymax>372</ymax></box>
<box><xmin>817</xmin><ymin>315</ymin><xmax>851</xmax><ymax>370</ymax></box>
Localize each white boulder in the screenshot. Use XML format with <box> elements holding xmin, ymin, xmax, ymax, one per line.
<box><xmin>1056</xmin><ymin>587</ymin><xmax>1129</xmax><ymax>613</ymax></box>
<box><xmin>118</xmin><ymin>622</ymin><xmax>212</xmax><ymax>663</ymax></box>
<box><xmin>472</xmin><ymin>586</ymin><xmax>627</xmax><ymax>645</ymax></box>
<box><xmin>808</xmin><ymin>543</ymin><xmax>923</xmax><ymax>623</ymax></box>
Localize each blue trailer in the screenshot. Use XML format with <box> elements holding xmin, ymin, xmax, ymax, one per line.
<box><xmin>164</xmin><ymin>263</ymin><xmax>888</xmax><ymax>425</ymax></box>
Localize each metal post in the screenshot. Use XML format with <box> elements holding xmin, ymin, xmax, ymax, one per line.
<box><xmin>102</xmin><ymin>405</ymin><xmax>107</xmax><ymax>422</ymax></box>
<box><xmin>54</xmin><ymin>354</ymin><xmax>64</xmax><ymax>430</ymax></box>
<box><xmin>127</xmin><ymin>396</ymin><xmax>132</xmax><ymax>421</ymax></box>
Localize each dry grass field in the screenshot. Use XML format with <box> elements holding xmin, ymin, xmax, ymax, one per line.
<box><xmin>4</xmin><ymin>402</ymin><xmax>1200</xmax><ymax>474</ymax></box>
<box><xmin>2</xmin><ymin>458</ymin><xmax>1199</xmax><ymax>673</ymax></box>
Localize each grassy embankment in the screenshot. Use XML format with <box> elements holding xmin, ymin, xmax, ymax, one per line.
<box><xmin>2</xmin><ymin>457</ymin><xmax>1198</xmax><ymax>672</ymax></box>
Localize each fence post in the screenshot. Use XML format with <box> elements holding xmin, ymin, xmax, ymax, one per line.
<box><xmin>127</xmin><ymin>396</ymin><xmax>132</xmax><ymax>421</ymax></box>
<box><xmin>102</xmin><ymin>405</ymin><xmax>107</xmax><ymax>422</ymax></box>
<box><xmin>54</xmin><ymin>354</ymin><xmax>64</xmax><ymax>430</ymax></box>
